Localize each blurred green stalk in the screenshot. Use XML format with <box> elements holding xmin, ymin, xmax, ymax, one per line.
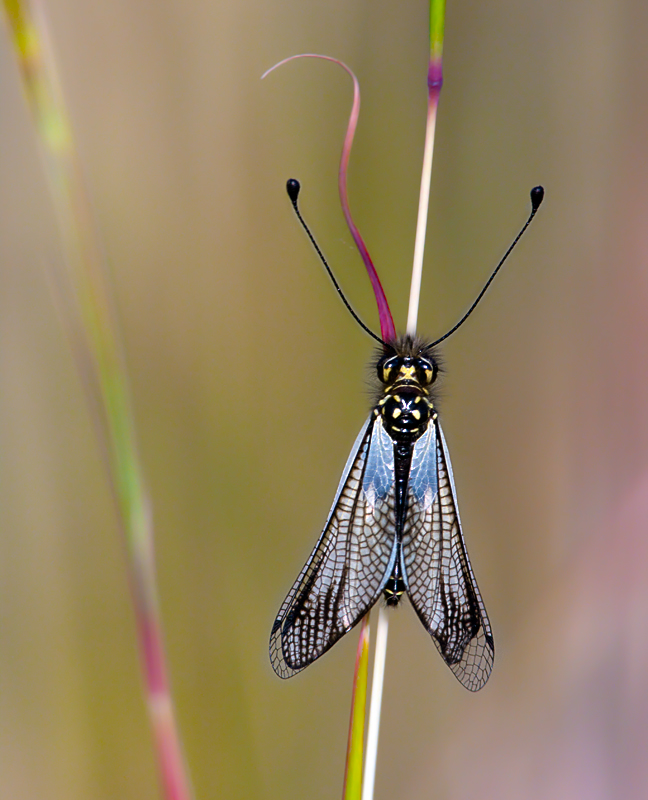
<box><xmin>1</xmin><ymin>3</ymin><xmax>195</xmax><ymax>799</ymax></box>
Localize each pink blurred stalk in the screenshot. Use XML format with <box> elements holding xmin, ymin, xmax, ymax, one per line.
<box><xmin>263</xmin><ymin>55</ymin><xmax>396</xmax><ymax>343</ymax></box>
<box><xmin>1</xmin><ymin>2</ymin><xmax>194</xmax><ymax>798</ymax></box>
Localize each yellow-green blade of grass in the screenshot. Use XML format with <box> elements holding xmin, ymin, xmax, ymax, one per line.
<box><xmin>343</xmin><ymin>614</ymin><xmax>371</xmax><ymax>800</ymax></box>
<box><xmin>1</xmin><ymin>3</ymin><xmax>195</xmax><ymax>799</ymax></box>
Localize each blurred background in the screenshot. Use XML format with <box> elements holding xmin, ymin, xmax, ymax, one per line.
<box><xmin>2</xmin><ymin>0</ymin><xmax>648</xmax><ymax>798</ymax></box>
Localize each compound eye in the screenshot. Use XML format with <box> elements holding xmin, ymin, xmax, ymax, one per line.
<box><xmin>377</xmin><ymin>356</ymin><xmax>398</xmax><ymax>384</ymax></box>
<box><xmin>416</xmin><ymin>358</ymin><xmax>437</xmax><ymax>385</ymax></box>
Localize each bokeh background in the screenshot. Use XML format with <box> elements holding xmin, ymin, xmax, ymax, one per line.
<box><xmin>2</xmin><ymin>0</ymin><xmax>648</xmax><ymax>798</ymax></box>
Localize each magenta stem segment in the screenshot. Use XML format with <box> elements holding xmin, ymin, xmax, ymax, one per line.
<box><xmin>263</xmin><ymin>54</ymin><xmax>396</xmax><ymax>343</ymax></box>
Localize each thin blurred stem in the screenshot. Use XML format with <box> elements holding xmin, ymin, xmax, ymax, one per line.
<box><xmin>407</xmin><ymin>0</ymin><xmax>445</xmax><ymax>336</ymax></box>
<box><xmin>1</xmin><ymin>3</ymin><xmax>194</xmax><ymax>799</ymax></box>
<box><xmin>343</xmin><ymin>614</ymin><xmax>371</xmax><ymax>800</ymax></box>
<box><xmin>361</xmin><ymin>605</ymin><xmax>389</xmax><ymax>800</ymax></box>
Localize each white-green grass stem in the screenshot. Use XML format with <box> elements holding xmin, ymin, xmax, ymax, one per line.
<box><xmin>406</xmin><ymin>100</ymin><xmax>439</xmax><ymax>335</ymax></box>
<box><xmin>361</xmin><ymin>604</ymin><xmax>390</xmax><ymax>800</ymax></box>
<box><xmin>363</xmin><ymin>3</ymin><xmax>445</xmax><ymax>796</ymax></box>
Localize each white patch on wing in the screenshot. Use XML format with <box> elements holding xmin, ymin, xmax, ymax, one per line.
<box><xmin>362</xmin><ymin>416</ymin><xmax>395</xmax><ymax>509</ymax></box>
<box><xmin>408</xmin><ymin>423</ymin><xmax>438</xmax><ymax>511</ymax></box>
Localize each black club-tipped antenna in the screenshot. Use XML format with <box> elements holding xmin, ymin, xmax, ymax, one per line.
<box><xmin>286</xmin><ymin>179</ymin><xmax>387</xmax><ymax>346</ymax></box>
<box><xmin>430</xmin><ymin>186</ymin><xmax>545</xmax><ymax>347</ymax></box>
<box><xmin>287</xmin><ymin>179</ymin><xmax>545</xmax><ymax>349</ymax></box>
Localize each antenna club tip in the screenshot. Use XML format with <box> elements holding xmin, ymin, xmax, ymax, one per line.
<box><xmin>530</xmin><ymin>185</ymin><xmax>544</xmax><ymax>210</ymax></box>
<box><xmin>286</xmin><ymin>178</ymin><xmax>301</xmax><ymax>203</ymax></box>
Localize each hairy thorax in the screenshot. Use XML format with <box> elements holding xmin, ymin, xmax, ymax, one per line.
<box><xmin>373</xmin><ymin>336</ymin><xmax>440</xmax><ymax>445</ymax></box>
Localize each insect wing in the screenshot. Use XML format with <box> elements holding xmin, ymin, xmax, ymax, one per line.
<box><xmin>270</xmin><ymin>416</ymin><xmax>397</xmax><ymax>678</ymax></box>
<box><xmin>403</xmin><ymin>420</ymin><xmax>494</xmax><ymax>691</ymax></box>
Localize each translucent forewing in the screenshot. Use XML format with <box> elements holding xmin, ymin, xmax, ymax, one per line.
<box><xmin>402</xmin><ymin>420</ymin><xmax>494</xmax><ymax>691</ymax></box>
<box><xmin>270</xmin><ymin>416</ymin><xmax>398</xmax><ymax>678</ymax></box>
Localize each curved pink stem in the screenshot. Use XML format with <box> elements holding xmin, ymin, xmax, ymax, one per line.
<box><xmin>263</xmin><ymin>54</ymin><xmax>396</xmax><ymax>343</ymax></box>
